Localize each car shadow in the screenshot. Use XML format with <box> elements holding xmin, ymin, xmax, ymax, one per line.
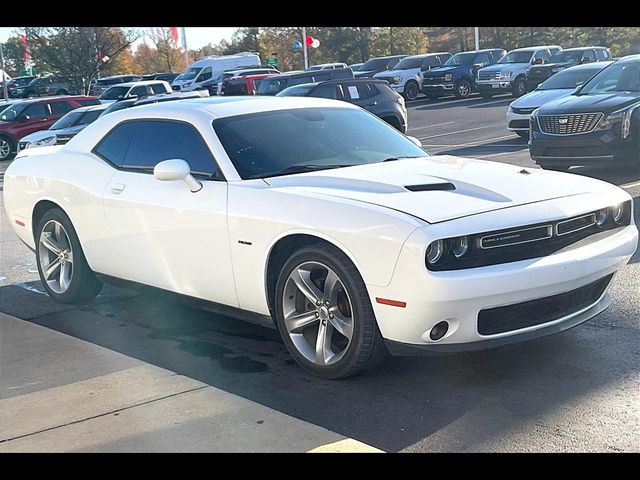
<box><xmin>434</xmin><ymin>137</ymin><xmax>529</xmax><ymax>157</ymax></box>
<box><xmin>2</xmin><ymin>274</ymin><xmax>638</xmax><ymax>452</ymax></box>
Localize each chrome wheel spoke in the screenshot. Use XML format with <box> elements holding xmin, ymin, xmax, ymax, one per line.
<box><xmin>322</xmin><ymin>270</ymin><xmax>340</xmax><ymax>303</ymax></box>
<box><xmin>315</xmin><ymin>321</ymin><xmax>333</xmax><ymax>365</ymax></box>
<box><xmin>292</xmin><ymin>268</ymin><xmax>323</xmax><ymax>304</ymax></box>
<box><xmin>328</xmin><ymin>307</ymin><xmax>353</xmax><ymax>340</ymax></box>
<box><xmin>59</xmin><ymin>263</ymin><xmax>72</xmax><ymax>291</ymax></box>
<box><xmin>41</xmin><ymin>233</ymin><xmax>62</xmax><ymax>255</ymax></box>
<box><xmin>64</xmin><ymin>249</ymin><xmax>73</xmax><ymax>264</ymax></box>
<box><xmin>285</xmin><ymin>310</ymin><xmax>319</xmax><ymax>333</ymax></box>
<box><xmin>44</xmin><ymin>258</ymin><xmax>62</xmax><ymax>280</ymax></box>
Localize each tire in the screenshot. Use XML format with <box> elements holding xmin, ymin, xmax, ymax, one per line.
<box><xmin>35</xmin><ymin>208</ymin><xmax>102</xmax><ymax>303</ymax></box>
<box><xmin>515</xmin><ymin>131</ymin><xmax>529</xmax><ymax>139</ymax></box>
<box><xmin>403</xmin><ymin>80</ymin><xmax>419</xmax><ymax>101</ymax></box>
<box><xmin>55</xmin><ymin>89</ymin><xmax>67</xmax><ymax>96</ymax></box>
<box><xmin>274</xmin><ymin>243</ymin><xmax>387</xmax><ymax>379</ymax></box>
<box><xmin>383</xmin><ymin>116</ymin><xmax>404</xmax><ymax>133</ymax></box>
<box><xmin>0</xmin><ymin>135</ymin><xmax>15</xmax><ymax>161</ymax></box>
<box><xmin>454</xmin><ymin>79</ymin><xmax>471</xmax><ymax>99</ymax></box>
<box><xmin>538</xmin><ymin>164</ymin><xmax>570</xmax><ymax>172</ymax></box>
<box><xmin>512</xmin><ymin>77</ymin><xmax>527</xmax><ymax>97</ymax></box>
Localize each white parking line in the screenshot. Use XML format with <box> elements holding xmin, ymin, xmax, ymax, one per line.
<box><xmin>476</xmin><ymin>150</ymin><xmax>528</xmax><ymax>159</ymax></box>
<box><xmin>620</xmin><ymin>180</ymin><xmax>640</xmax><ymax>189</ymax></box>
<box><xmin>408</xmin><ymin>121</ymin><xmax>455</xmax><ymax>132</ymax></box>
<box><xmin>419</xmin><ymin>124</ymin><xmax>504</xmax><ymax>140</ymax></box>
<box><xmin>408</xmin><ymin>96</ymin><xmax>512</xmax><ymax>110</ymax></box>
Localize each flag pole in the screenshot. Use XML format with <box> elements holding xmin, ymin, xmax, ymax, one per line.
<box><xmin>0</xmin><ymin>41</ymin><xmax>8</xmax><ymax>101</ymax></box>
<box><xmin>301</xmin><ymin>27</ymin><xmax>308</xmax><ymax>69</ymax></box>
<box><xmin>181</xmin><ymin>27</ymin><xmax>189</xmax><ymax>68</ymax></box>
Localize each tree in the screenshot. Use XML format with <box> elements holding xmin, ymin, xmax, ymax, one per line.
<box><xmin>147</xmin><ymin>28</ymin><xmax>185</xmax><ymax>72</ymax></box>
<box><xmin>24</xmin><ymin>27</ymin><xmax>140</xmax><ymax>94</ymax></box>
<box><xmin>103</xmin><ymin>47</ymin><xmax>138</xmax><ymax>76</ymax></box>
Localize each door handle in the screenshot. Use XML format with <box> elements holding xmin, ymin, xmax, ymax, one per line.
<box><xmin>111</xmin><ymin>183</ymin><xmax>126</xmax><ymax>194</ymax></box>
<box><xmin>41</xmin><ymin>118</ymin><xmax>48</xmax><ymax>122</ymax></box>
<box><xmin>366</xmin><ymin>101</ymin><xmax>378</xmax><ymax>107</ymax></box>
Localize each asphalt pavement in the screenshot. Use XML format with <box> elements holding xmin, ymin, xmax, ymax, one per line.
<box><xmin>1</xmin><ymin>93</ymin><xmax>638</xmax><ymax>452</ymax></box>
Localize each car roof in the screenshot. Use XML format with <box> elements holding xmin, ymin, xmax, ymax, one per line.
<box><xmin>616</xmin><ymin>54</ymin><xmax>640</xmax><ymax>63</ymax></box>
<box><xmin>12</xmin><ymin>95</ymin><xmax>94</xmax><ymax>105</ymax></box>
<box><xmin>402</xmin><ymin>52</ymin><xmax>451</xmax><ymax>60</ymax></box>
<box><xmin>109</xmin><ymin>80</ymin><xmax>168</xmax><ymax>88</ymax></box>
<box><xmin>560</xmin><ymin>61</ymin><xmax>614</xmax><ymax>72</ymax></box>
<box><xmin>559</xmin><ymin>46</ymin><xmax>608</xmax><ymax>52</ymax></box>
<box><xmin>97</xmin><ymin>74</ymin><xmax>141</xmax><ymax>80</ymax></box>
<box><xmin>454</xmin><ymin>48</ymin><xmax>504</xmax><ymax>54</ymax></box>
<box><xmin>509</xmin><ymin>45</ymin><xmax>561</xmax><ymax>52</ymax></box>
<box><xmin>310</xmin><ymin>62</ymin><xmax>346</xmax><ymax>67</ymax></box>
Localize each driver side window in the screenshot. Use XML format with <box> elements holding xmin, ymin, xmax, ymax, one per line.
<box><xmin>23</xmin><ymin>103</ymin><xmax>48</xmax><ymax>120</ymax></box>
<box><xmin>198</xmin><ymin>67</ymin><xmax>213</xmax><ymax>82</ymax></box>
<box><xmin>473</xmin><ymin>53</ymin><xmax>491</xmax><ymax>67</ymax></box>
<box><xmin>533</xmin><ymin>50</ymin><xmax>551</xmax><ymax>64</ymax></box>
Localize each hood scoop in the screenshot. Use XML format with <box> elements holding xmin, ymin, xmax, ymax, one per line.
<box><xmin>405</xmin><ymin>182</ymin><xmax>456</xmax><ymax>192</ymax></box>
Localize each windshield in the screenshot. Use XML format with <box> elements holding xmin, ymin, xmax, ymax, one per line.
<box><xmin>10</xmin><ymin>77</ymin><xmax>33</xmax><ymax>87</ymax></box>
<box><xmin>361</xmin><ymin>58</ymin><xmax>391</xmax><ymax>71</ymax></box>
<box><xmin>277</xmin><ymin>84</ymin><xmax>315</xmax><ymax>96</ymax></box>
<box><xmin>257</xmin><ymin>76</ymin><xmax>288</xmax><ymax>95</ymax></box>
<box><xmin>394</xmin><ymin>57</ymin><xmax>425</xmax><ymax>70</ymax></box>
<box><xmin>549</xmin><ymin>50</ymin><xmax>584</xmax><ymax>63</ymax></box>
<box><xmin>213</xmin><ymin>107</ymin><xmax>428</xmax><ymax>180</ymax></box>
<box><xmin>444</xmin><ymin>52</ymin><xmax>476</xmax><ymax>66</ymax></box>
<box><xmin>538</xmin><ymin>66</ymin><xmax>604</xmax><ymax>90</ymax></box>
<box><xmin>100</xmin><ymin>86</ymin><xmax>130</xmax><ymax>100</ymax></box>
<box><xmin>499</xmin><ymin>51</ymin><xmax>534</xmax><ymax>64</ymax></box>
<box><xmin>51</xmin><ymin>109</ymin><xmax>102</xmax><ymax>129</ymax></box>
<box><xmin>0</xmin><ymin>103</ymin><xmax>14</xmax><ymax>114</ymax></box>
<box><xmin>307</xmin><ymin>66</ymin><xmax>324</xmax><ymax>71</ymax></box>
<box><xmin>180</xmin><ymin>67</ymin><xmax>202</xmax><ymax>81</ymax></box>
<box><xmin>0</xmin><ymin>103</ymin><xmax>27</xmax><ymax>122</ymax></box>
<box><xmin>578</xmin><ymin>61</ymin><xmax>640</xmax><ymax>95</ymax></box>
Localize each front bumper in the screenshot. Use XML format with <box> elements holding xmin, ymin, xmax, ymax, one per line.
<box><xmin>530</xmin><ymin>127</ymin><xmax>639</xmax><ymax>166</ymax></box>
<box><xmin>367</xmin><ymin>194</ymin><xmax>637</xmax><ymax>351</ymax></box>
<box><xmin>422</xmin><ymin>82</ymin><xmax>455</xmax><ymax>95</ymax></box>
<box><xmin>506</xmin><ymin>109</ymin><xmax>531</xmax><ymax>132</ymax></box>
<box><xmin>477</xmin><ymin>80</ymin><xmax>513</xmax><ymax>94</ymax></box>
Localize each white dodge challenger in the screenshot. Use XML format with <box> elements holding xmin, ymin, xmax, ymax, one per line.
<box><xmin>3</xmin><ymin>96</ymin><xmax>637</xmax><ymax>378</ymax></box>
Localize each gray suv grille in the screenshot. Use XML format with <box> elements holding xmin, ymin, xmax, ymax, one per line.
<box><xmin>478</xmin><ymin>71</ymin><xmax>499</xmax><ymax>80</ymax></box>
<box><xmin>537</xmin><ymin>113</ymin><xmax>603</xmax><ymax>135</ymax></box>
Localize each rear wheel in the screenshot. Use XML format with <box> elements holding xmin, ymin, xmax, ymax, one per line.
<box><xmin>35</xmin><ymin>208</ymin><xmax>102</xmax><ymax>303</ymax></box>
<box><xmin>403</xmin><ymin>80</ymin><xmax>419</xmax><ymax>101</ymax></box>
<box><xmin>274</xmin><ymin>244</ymin><xmax>386</xmax><ymax>379</ymax></box>
<box><xmin>0</xmin><ymin>136</ymin><xmax>15</xmax><ymax>161</ymax></box>
<box><xmin>454</xmin><ymin>79</ymin><xmax>471</xmax><ymax>99</ymax></box>
<box><xmin>55</xmin><ymin>89</ymin><xmax>68</xmax><ymax>95</ymax></box>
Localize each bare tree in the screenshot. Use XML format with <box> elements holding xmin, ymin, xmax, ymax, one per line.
<box><xmin>25</xmin><ymin>27</ymin><xmax>140</xmax><ymax>94</ymax></box>
<box><xmin>147</xmin><ymin>28</ymin><xmax>185</xmax><ymax>72</ymax></box>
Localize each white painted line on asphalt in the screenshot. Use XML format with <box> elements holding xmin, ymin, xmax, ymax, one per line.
<box><xmin>408</xmin><ymin>121</ymin><xmax>455</xmax><ymax>132</ymax></box>
<box><xmin>408</xmin><ymin>96</ymin><xmax>512</xmax><ymax>110</ymax></box>
<box><xmin>476</xmin><ymin>150</ymin><xmax>527</xmax><ymax>159</ymax></box>
<box><xmin>14</xmin><ymin>282</ymin><xmax>46</xmax><ymax>295</ymax></box>
<box><xmin>419</xmin><ymin>125</ymin><xmax>506</xmax><ymax>141</ymax></box>
<box><xmin>620</xmin><ymin>180</ymin><xmax>640</xmax><ymax>189</ymax></box>
<box><xmin>424</xmin><ymin>134</ymin><xmax>522</xmax><ymax>148</ymax></box>
<box><xmin>307</xmin><ymin>438</ymin><xmax>384</xmax><ymax>453</ymax></box>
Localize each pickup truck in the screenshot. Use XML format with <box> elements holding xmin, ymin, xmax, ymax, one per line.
<box><xmin>476</xmin><ymin>45</ymin><xmax>561</xmax><ymax>98</ymax></box>
<box><xmin>421</xmin><ymin>48</ymin><xmax>505</xmax><ymax>99</ymax></box>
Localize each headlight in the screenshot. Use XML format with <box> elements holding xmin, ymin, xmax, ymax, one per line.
<box><xmin>499</xmin><ymin>71</ymin><xmax>511</xmax><ymax>80</ymax></box>
<box><xmin>597</xmin><ymin>102</ymin><xmax>640</xmax><ymax>139</ymax></box>
<box><xmin>595</xmin><ymin>202</ymin><xmax>632</xmax><ymax>228</ymax></box>
<box><xmin>451</xmin><ymin>236</ymin><xmax>469</xmax><ymax>258</ymax></box>
<box><xmin>28</xmin><ymin>136</ymin><xmax>57</xmax><ymax>149</ymax></box>
<box><xmin>595</xmin><ymin>208</ymin><xmax>609</xmax><ymax>226</ymax></box>
<box><xmin>530</xmin><ymin>108</ymin><xmax>540</xmax><ymax>131</ymax></box>
<box><xmin>444</xmin><ymin>73</ymin><xmax>453</xmax><ymax>81</ymax></box>
<box><xmin>426</xmin><ymin>240</ymin><xmax>444</xmax><ymax>264</ymax></box>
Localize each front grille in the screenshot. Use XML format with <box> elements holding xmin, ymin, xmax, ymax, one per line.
<box><xmin>478</xmin><ymin>71</ymin><xmax>499</xmax><ymax>80</ymax></box>
<box><xmin>477</xmin><ymin>274</ymin><xmax>613</xmax><ymax>335</ymax></box>
<box><xmin>376</xmin><ymin>76</ymin><xmax>395</xmax><ymax>84</ymax></box>
<box><xmin>533</xmin><ymin>145</ymin><xmax>610</xmax><ymax>158</ymax></box>
<box><xmin>538</xmin><ymin>113</ymin><xmax>603</xmax><ymax>134</ymax></box>
<box><xmin>512</xmin><ymin>107</ymin><xmax>536</xmax><ymax>115</ymax></box>
<box><xmin>424</xmin><ymin>76</ymin><xmax>444</xmax><ymax>83</ymax></box>
<box><xmin>18</xmin><ymin>141</ymin><xmax>28</xmax><ymax>151</ymax></box>
<box><xmin>528</xmin><ymin>68</ymin><xmax>548</xmax><ymax>77</ymax></box>
<box><xmin>55</xmin><ymin>135</ymin><xmax>73</xmax><ymax>145</ymax></box>
<box><xmin>509</xmin><ymin>119</ymin><xmax>530</xmax><ymax>129</ymax></box>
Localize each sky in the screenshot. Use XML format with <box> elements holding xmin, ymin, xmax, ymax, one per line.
<box><xmin>0</xmin><ymin>27</ymin><xmax>238</xmax><ymax>49</ymax></box>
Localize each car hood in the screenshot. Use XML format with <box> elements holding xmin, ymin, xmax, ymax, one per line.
<box><xmin>536</xmin><ymin>92</ymin><xmax>640</xmax><ymax>115</ymax></box>
<box><xmin>20</xmin><ymin>125</ymin><xmax>85</xmax><ymax>143</ymax></box>
<box><xmin>511</xmin><ymin>88</ymin><xmax>575</xmax><ymax>109</ymax></box>
<box><xmin>423</xmin><ymin>65</ymin><xmax>468</xmax><ymax>76</ymax></box>
<box><xmin>375</xmin><ymin>68</ymin><xmax>419</xmax><ymax>78</ymax></box>
<box><xmin>263</xmin><ymin>156</ymin><xmax>608</xmax><ymax>223</ymax></box>
<box><xmin>481</xmin><ymin>63</ymin><xmax>529</xmax><ymax>73</ymax></box>
<box><xmin>533</xmin><ymin>61</ymin><xmax>577</xmax><ymax>71</ymax></box>
<box><xmin>354</xmin><ymin>70</ymin><xmax>378</xmax><ymax>78</ymax></box>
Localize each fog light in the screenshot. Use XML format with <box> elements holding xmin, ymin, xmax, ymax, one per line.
<box><xmin>430</xmin><ymin>321</ymin><xmax>449</xmax><ymax>341</ymax></box>
<box><xmin>595</xmin><ymin>208</ymin><xmax>609</xmax><ymax>226</ymax></box>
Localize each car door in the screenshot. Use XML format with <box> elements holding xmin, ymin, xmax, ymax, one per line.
<box><xmin>98</xmin><ymin>119</ymin><xmax>238</xmax><ymax>306</ymax></box>
<box><xmin>15</xmin><ymin>102</ymin><xmax>50</xmax><ymax>138</ymax></box>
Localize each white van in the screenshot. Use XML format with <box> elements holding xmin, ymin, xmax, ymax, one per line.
<box><xmin>172</xmin><ymin>52</ymin><xmax>261</xmax><ymax>92</ymax></box>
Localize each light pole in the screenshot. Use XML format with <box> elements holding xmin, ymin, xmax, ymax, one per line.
<box><xmin>301</xmin><ymin>27</ymin><xmax>309</xmax><ymax>69</ymax></box>
<box><xmin>0</xmin><ymin>41</ymin><xmax>8</xmax><ymax>101</ymax></box>
<box><xmin>474</xmin><ymin>27</ymin><xmax>480</xmax><ymax>51</ymax></box>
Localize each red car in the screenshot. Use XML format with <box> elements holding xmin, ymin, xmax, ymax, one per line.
<box><xmin>0</xmin><ymin>96</ymin><xmax>99</xmax><ymax>161</ymax></box>
<box><xmin>221</xmin><ymin>73</ymin><xmax>278</xmax><ymax>96</ymax></box>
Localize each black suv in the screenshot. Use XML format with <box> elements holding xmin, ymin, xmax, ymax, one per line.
<box><xmin>256</xmin><ymin>68</ymin><xmax>354</xmax><ymax>96</ymax></box>
<box><xmin>354</xmin><ymin>55</ymin><xmax>407</xmax><ymax>78</ymax></box>
<box><xmin>276</xmin><ymin>78</ymin><xmax>408</xmax><ymax>133</ymax></box>
<box><xmin>526</xmin><ymin>47</ymin><xmax>612</xmax><ymax>91</ymax></box>
<box><xmin>6</xmin><ymin>75</ymin><xmax>37</xmax><ymax>98</ymax></box>
<box><xmin>529</xmin><ymin>55</ymin><xmax>640</xmax><ymax>171</ymax></box>
<box><xmin>89</xmin><ymin>75</ymin><xmax>143</xmax><ymax>96</ymax></box>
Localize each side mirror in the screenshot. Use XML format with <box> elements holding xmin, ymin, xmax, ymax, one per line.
<box><xmin>18</xmin><ymin>115</ymin><xmax>29</xmax><ymax>122</ymax></box>
<box><xmin>533</xmin><ymin>58</ymin><xmax>544</xmax><ymax>65</ymax></box>
<box><xmin>473</xmin><ymin>63</ymin><xmax>484</xmax><ymax>69</ymax></box>
<box><xmin>153</xmin><ymin>159</ymin><xmax>203</xmax><ymax>193</ymax></box>
<box><xmin>406</xmin><ymin>135</ymin><xmax>423</xmax><ymax>147</ymax></box>
<box><xmin>125</xmin><ymin>94</ymin><xmax>139</xmax><ymax>100</ymax></box>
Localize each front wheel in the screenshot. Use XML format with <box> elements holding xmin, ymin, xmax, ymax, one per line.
<box><xmin>512</xmin><ymin>77</ymin><xmax>527</xmax><ymax>97</ymax></box>
<box><xmin>403</xmin><ymin>80</ymin><xmax>419</xmax><ymax>101</ymax></box>
<box><xmin>35</xmin><ymin>208</ymin><xmax>102</xmax><ymax>303</ymax></box>
<box><xmin>274</xmin><ymin>244</ymin><xmax>386</xmax><ymax>379</ymax></box>
<box><xmin>0</xmin><ymin>136</ymin><xmax>15</xmax><ymax>161</ymax></box>
<box><xmin>454</xmin><ymin>79</ymin><xmax>471</xmax><ymax>99</ymax></box>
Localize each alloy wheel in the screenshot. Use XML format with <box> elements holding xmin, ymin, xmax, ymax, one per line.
<box><xmin>38</xmin><ymin>220</ymin><xmax>74</xmax><ymax>294</ymax></box>
<box><xmin>457</xmin><ymin>81</ymin><xmax>470</xmax><ymax>97</ymax></box>
<box><xmin>0</xmin><ymin>139</ymin><xmax>11</xmax><ymax>160</ymax></box>
<box><xmin>282</xmin><ymin>261</ymin><xmax>354</xmax><ymax>366</ymax></box>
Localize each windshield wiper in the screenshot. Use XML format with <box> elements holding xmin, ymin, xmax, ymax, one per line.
<box><xmin>382</xmin><ymin>155</ymin><xmax>423</xmax><ymax>162</ymax></box>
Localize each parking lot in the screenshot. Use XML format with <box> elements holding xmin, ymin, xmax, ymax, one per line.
<box><xmin>1</xmin><ymin>94</ymin><xmax>639</xmax><ymax>452</ymax></box>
